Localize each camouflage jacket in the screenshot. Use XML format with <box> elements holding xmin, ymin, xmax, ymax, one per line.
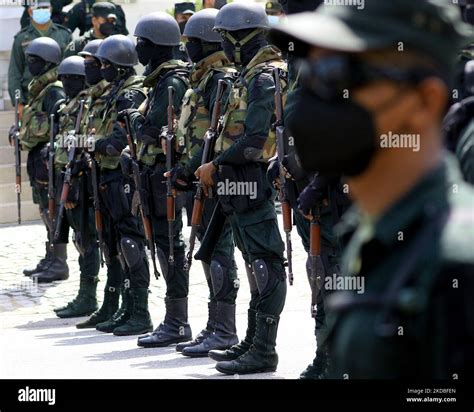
<box><xmin>214</xmin><ymin>45</ymin><xmax>288</xmax><ymax>165</ymax></box>
<box><xmin>129</xmin><ymin>60</ymin><xmax>189</xmax><ymax>166</ymax></box>
<box><xmin>176</xmin><ymin>51</ymin><xmax>237</xmax><ymax>173</ymax></box>
<box><xmin>94</xmin><ymin>74</ymin><xmax>146</xmax><ymax>170</ymax></box>
<box><xmin>19</xmin><ymin>67</ymin><xmax>65</xmax><ymax>151</ymax></box>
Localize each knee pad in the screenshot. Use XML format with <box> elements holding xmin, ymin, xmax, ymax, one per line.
<box><xmin>245</xmin><ymin>262</ymin><xmax>258</xmax><ymax>293</ymax></box>
<box><xmin>210</xmin><ymin>256</ymin><xmax>239</xmax><ymax>300</ymax></box>
<box><xmin>120</xmin><ymin>237</ymin><xmax>143</xmax><ymax>271</ymax></box>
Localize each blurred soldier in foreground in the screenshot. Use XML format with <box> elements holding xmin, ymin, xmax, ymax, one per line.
<box><xmin>271</xmin><ymin>0</ymin><xmax>474</xmax><ymax>378</ymax></box>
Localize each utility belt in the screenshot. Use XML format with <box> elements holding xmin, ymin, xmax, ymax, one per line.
<box><xmin>216</xmin><ymin>161</ymin><xmax>272</xmax><ymax>215</ymax></box>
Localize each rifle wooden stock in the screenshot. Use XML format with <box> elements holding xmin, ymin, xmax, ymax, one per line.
<box><xmin>310</xmin><ymin>216</ymin><xmax>321</xmax><ymax>257</ymax></box>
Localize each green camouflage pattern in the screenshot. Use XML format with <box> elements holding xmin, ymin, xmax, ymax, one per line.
<box><xmin>137</xmin><ymin>60</ymin><xmax>189</xmax><ymax>166</ymax></box>
<box><xmin>176</xmin><ymin>51</ymin><xmax>237</xmax><ymax>165</ymax></box>
<box><xmin>19</xmin><ymin>68</ymin><xmax>63</xmax><ymax>151</ymax></box>
<box><xmin>215</xmin><ymin>45</ymin><xmax>287</xmax><ymax>162</ymax></box>
<box><xmin>95</xmin><ymin>75</ymin><xmax>145</xmax><ymax>169</ymax></box>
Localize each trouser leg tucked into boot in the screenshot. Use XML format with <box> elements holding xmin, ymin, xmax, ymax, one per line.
<box><xmin>137</xmin><ymin>297</ymin><xmax>191</xmax><ymax>347</ymax></box>
<box><xmin>32</xmin><ymin>243</ymin><xmax>69</xmax><ymax>283</ymax></box>
<box><xmin>113</xmin><ymin>288</ymin><xmax>153</xmax><ymax>336</ymax></box>
<box><xmin>182</xmin><ymin>302</ymin><xmax>238</xmax><ymax>357</ymax></box>
<box><xmin>215</xmin><ymin>313</ymin><xmax>279</xmax><ymax>375</ymax></box>
<box><xmin>176</xmin><ymin>300</ymin><xmax>216</xmax><ymax>352</ymax></box>
<box><xmin>24</xmin><ymin>241</ymin><xmax>52</xmax><ymax>277</ymax></box>
<box><xmin>56</xmin><ymin>276</ymin><xmax>98</xmax><ymax>318</ymax></box>
<box><xmin>96</xmin><ymin>285</ymin><xmax>131</xmax><ymax>333</ymax></box>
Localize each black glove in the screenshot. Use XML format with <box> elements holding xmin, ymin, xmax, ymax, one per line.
<box><xmin>137</xmin><ymin>125</ymin><xmax>161</xmax><ymax>146</ymax></box>
<box><xmin>119</xmin><ymin>148</ymin><xmax>133</xmax><ymax>177</ymax></box>
<box><xmin>297</xmin><ymin>176</ymin><xmax>329</xmax><ymax>216</ymax></box>
<box><xmin>117</xmin><ymin>108</ymin><xmax>138</xmax><ymax>123</ymax></box>
<box><xmin>266</xmin><ymin>157</ymin><xmax>280</xmax><ymax>187</ymax></box>
<box><xmin>169</xmin><ymin>165</ymin><xmax>196</xmax><ymax>191</ymax></box>
<box><xmin>8</xmin><ymin>125</ymin><xmax>19</xmax><ymax>146</ymax></box>
<box><xmin>70</xmin><ymin>157</ymin><xmax>89</xmax><ymax>177</ymax></box>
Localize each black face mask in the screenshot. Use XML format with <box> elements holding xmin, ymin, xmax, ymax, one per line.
<box><xmin>99</xmin><ymin>21</ymin><xmax>116</xmax><ymax>37</ymax></box>
<box><xmin>62</xmin><ymin>75</ymin><xmax>86</xmax><ymax>98</ymax></box>
<box><xmin>178</xmin><ymin>21</ymin><xmax>187</xmax><ymax>34</ymax></box>
<box><xmin>186</xmin><ymin>40</ymin><xmax>203</xmax><ymax>63</ymax></box>
<box><xmin>288</xmin><ymin>88</ymin><xmax>377</xmax><ymax>177</ymax></box>
<box><xmin>84</xmin><ymin>59</ymin><xmax>103</xmax><ymax>85</ymax></box>
<box><xmin>101</xmin><ymin>64</ymin><xmax>119</xmax><ymax>82</ymax></box>
<box><xmin>221</xmin><ymin>30</ymin><xmax>267</xmax><ymax>66</ymax></box>
<box><xmin>27</xmin><ymin>55</ymin><xmax>48</xmax><ymax>76</ymax></box>
<box><xmin>136</xmin><ymin>38</ymin><xmax>155</xmax><ymax>66</ymax></box>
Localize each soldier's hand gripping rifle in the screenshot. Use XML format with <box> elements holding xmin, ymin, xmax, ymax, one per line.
<box><xmin>13</xmin><ymin>89</ymin><xmax>22</xmax><ymax>224</ymax></box>
<box><xmin>124</xmin><ymin>115</ymin><xmax>160</xmax><ymax>279</ymax></box>
<box><xmin>86</xmin><ymin>115</ymin><xmax>106</xmax><ymax>267</ymax></box>
<box><xmin>166</xmin><ymin>86</ymin><xmax>176</xmax><ymax>274</ymax></box>
<box><xmin>273</xmin><ymin>67</ymin><xmax>293</xmax><ymax>286</ymax></box>
<box><xmin>184</xmin><ymin>79</ymin><xmax>227</xmax><ymax>273</ymax></box>
<box><xmin>54</xmin><ymin>99</ymin><xmax>85</xmax><ymax>241</ymax></box>
<box><xmin>48</xmin><ymin>114</ymin><xmax>56</xmax><ymax>235</ymax></box>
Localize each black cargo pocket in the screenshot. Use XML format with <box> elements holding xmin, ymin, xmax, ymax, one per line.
<box><xmin>242</xmin><ymin>218</ymin><xmax>284</xmax><ymax>260</ymax></box>
<box><xmin>149</xmin><ymin>167</ymin><xmax>167</xmax><ymax>218</ymax></box>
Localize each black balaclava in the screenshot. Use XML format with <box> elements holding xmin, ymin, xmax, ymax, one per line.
<box><xmin>27</xmin><ymin>55</ymin><xmax>52</xmax><ymax>76</ymax></box>
<box><xmin>136</xmin><ymin>38</ymin><xmax>175</xmax><ymax>70</ymax></box>
<box><xmin>84</xmin><ymin>58</ymin><xmax>103</xmax><ymax>85</ymax></box>
<box><xmin>221</xmin><ymin>29</ymin><xmax>267</xmax><ymax>67</ymax></box>
<box><xmin>101</xmin><ymin>60</ymin><xmax>134</xmax><ymax>83</ymax></box>
<box><xmin>186</xmin><ymin>38</ymin><xmax>221</xmax><ymax>63</ymax></box>
<box><xmin>61</xmin><ymin>74</ymin><xmax>86</xmax><ymax>98</ymax></box>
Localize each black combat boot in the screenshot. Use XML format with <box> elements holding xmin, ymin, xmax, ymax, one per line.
<box><xmin>176</xmin><ymin>300</ymin><xmax>217</xmax><ymax>352</ymax></box>
<box><xmin>300</xmin><ymin>343</ymin><xmax>330</xmax><ymax>379</ymax></box>
<box><xmin>137</xmin><ymin>297</ymin><xmax>192</xmax><ymax>347</ymax></box>
<box><xmin>23</xmin><ymin>242</ymin><xmax>52</xmax><ymax>276</ymax></box>
<box><xmin>182</xmin><ymin>302</ymin><xmax>238</xmax><ymax>357</ymax></box>
<box><xmin>96</xmin><ymin>287</ymin><xmax>132</xmax><ymax>333</ymax></box>
<box><xmin>76</xmin><ymin>285</ymin><xmax>120</xmax><ymax>329</ymax></box>
<box><xmin>55</xmin><ymin>277</ymin><xmax>98</xmax><ymax>318</ymax></box>
<box><xmin>113</xmin><ymin>288</ymin><xmax>153</xmax><ymax>336</ymax></box>
<box><xmin>215</xmin><ymin>313</ymin><xmax>279</xmax><ymax>375</ymax></box>
<box><xmin>208</xmin><ymin>308</ymin><xmax>256</xmax><ymax>362</ymax></box>
<box><xmin>32</xmin><ymin>243</ymin><xmax>69</xmax><ymax>283</ymax></box>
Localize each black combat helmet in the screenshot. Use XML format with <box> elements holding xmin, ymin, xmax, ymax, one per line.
<box><xmin>95</xmin><ymin>34</ymin><xmax>138</xmax><ymax>67</ymax></box>
<box><xmin>184</xmin><ymin>8</ymin><xmax>221</xmax><ymax>42</ymax></box>
<box><xmin>58</xmin><ymin>56</ymin><xmax>86</xmax><ymax>76</ymax></box>
<box><xmin>134</xmin><ymin>12</ymin><xmax>181</xmax><ymax>46</ymax></box>
<box><xmin>25</xmin><ymin>37</ymin><xmax>62</xmax><ymax>64</ymax></box>
<box><xmin>214</xmin><ymin>2</ymin><xmax>269</xmax><ymax>31</ymax></box>
<box><xmin>78</xmin><ymin>39</ymin><xmax>104</xmax><ymax>58</ymax></box>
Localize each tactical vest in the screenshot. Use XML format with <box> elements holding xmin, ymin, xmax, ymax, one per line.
<box><xmin>80</xmin><ymin>79</ymin><xmax>112</xmax><ymax>135</ymax></box>
<box><xmin>176</xmin><ymin>52</ymin><xmax>237</xmax><ymax>164</ymax></box>
<box><xmin>95</xmin><ymin>75</ymin><xmax>145</xmax><ymax>170</ymax></box>
<box><xmin>54</xmin><ymin>88</ymin><xmax>92</xmax><ymax>167</ymax></box>
<box><xmin>215</xmin><ymin>46</ymin><xmax>288</xmax><ymax>162</ymax></box>
<box><xmin>19</xmin><ymin>68</ymin><xmax>62</xmax><ymax>151</ymax></box>
<box><xmin>137</xmin><ymin>60</ymin><xmax>190</xmax><ymax>166</ymax></box>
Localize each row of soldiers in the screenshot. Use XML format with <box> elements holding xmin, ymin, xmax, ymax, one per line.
<box><xmin>9</xmin><ymin>0</ymin><xmax>474</xmax><ymax>379</ymax></box>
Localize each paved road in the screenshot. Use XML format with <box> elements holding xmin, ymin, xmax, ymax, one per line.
<box><xmin>0</xmin><ymin>216</ymin><xmax>316</xmax><ymax>379</ymax></box>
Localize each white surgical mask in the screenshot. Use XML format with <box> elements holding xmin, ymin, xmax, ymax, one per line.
<box><xmin>267</xmin><ymin>15</ymin><xmax>280</xmax><ymax>26</ymax></box>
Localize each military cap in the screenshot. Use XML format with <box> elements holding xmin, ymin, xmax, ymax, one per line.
<box><xmin>265</xmin><ymin>1</ymin><xmax>283</xmax><ymax>15</ymax></box>
<box><xmin>270</xmin><ymin>0</ymin><xmax>474</xmax><ymax>76</ymax></box>
<box><xmin>175</xmin><ymin>2</ymin><xmax>196</xmax><ymax>15</ymax></box>
<box><xmin>31</xmin><ymin>0</ymin><xmax>50</xmax><ymax>7</ymax></box>
<box><xmin>92</xmin><ymin>2</ymin><xmax>117</xmax><ymax>20</ymax></box>
<box><xmin>214</xmin><ymin>0</ymin><xmax>227</xmax><ymax>10</ymax></box>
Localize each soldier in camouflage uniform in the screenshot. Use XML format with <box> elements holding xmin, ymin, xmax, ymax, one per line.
<box><xmin>118</xmin><ymin>12</ymin><xmax>192</xmax><ymax>346</ymax></box>
<box><xmin>75</xmin><ymin>40</ymin><xmax>129</xmax><ymax>329</ymax></box>
<box><xmin>195</xmin><ymin>3</ymin><xmax>288</xmax><ymax>375</ymax></box>
<box><xmin>79</xmin><ymin>35</ymin><xmax>149</xmax><ymax>336</ymax></box>
<box><xmin>167</xmin><ymin>8</ymin><xmax>241</xmax><ymax>357</ymax></box>
<box><xmin>272</xmin><ymin>0</ymin><xmax>474</xmax><ymax>378</ymax></box>
<box><xmin>64</xmin><ymin>0</ymin><xmax>128</xmax><ymax>36</ymax></box>
<box><xmin>17</xmin><ymin>37</ymin><xmax>69</xmax><ymax>282</ymax></box>
<box><xmin>47</xmin><ymin>56</ymin><xmax>100</xmax><ymax>315</ymax></box>
<box><xmin>8</xmin><ymin>0</ymin><xmax>72</xmax><ymax>107</ymax></box>
<box><xmin>63</xmin><ymin>2</ymin><xmax>118</xmax><ymax>58</ymax></box>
